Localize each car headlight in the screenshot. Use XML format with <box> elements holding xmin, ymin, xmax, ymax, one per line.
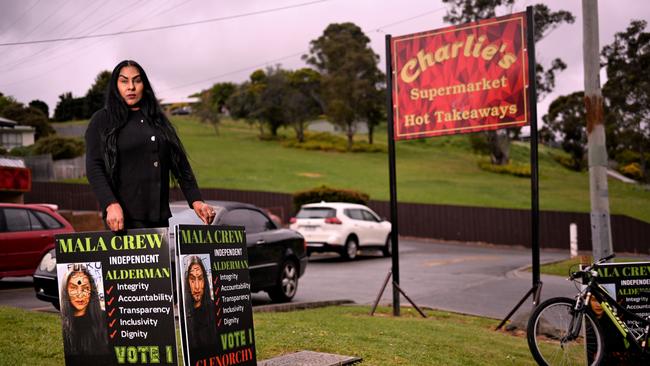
<box><xmin>38</xmin><ymin>249</ymin><xmax>57</xmax><ymax>273</ymax></box>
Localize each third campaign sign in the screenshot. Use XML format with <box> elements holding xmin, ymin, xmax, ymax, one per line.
<box><xmin>391</xmin><ymin>12</ymin><xmax>530</xmax><ymax>139</ymax></box>
<box><xmin>175</xmin><ymin>224</ymin><xmax>257</xmax><ymax>366</ymax></box>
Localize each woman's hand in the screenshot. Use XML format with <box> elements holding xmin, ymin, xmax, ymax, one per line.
<box><xmin>106</xmin><ymin>203</ymin><xmax>124</xmax><ymax>231</ymax></box>
<box><xmin>193</xmin><ymin>201</ymin><xmax>215</xmax><ymax>225</ymax></box>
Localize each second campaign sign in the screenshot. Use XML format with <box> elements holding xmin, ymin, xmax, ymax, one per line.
<box><xmin>55</xmin><ymin>229</ymin><xmax>178</xmax><ymax>366</ymax></box>
<box><xmin>175</xmin><ymin>224</ymin><xmax>257</xmax><ymax>366</ymax></box>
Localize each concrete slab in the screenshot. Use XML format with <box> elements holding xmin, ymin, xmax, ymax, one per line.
<box><xmin>259</xmin><ymin>351</ymin><xmax>362</xmax><ymax>366</ymax></box>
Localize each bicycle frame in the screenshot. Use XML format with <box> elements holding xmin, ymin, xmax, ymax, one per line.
<box><xmin>578</xmin><ymin>276</ymin><xmax>650</xmax><ymax>353</ymax></box>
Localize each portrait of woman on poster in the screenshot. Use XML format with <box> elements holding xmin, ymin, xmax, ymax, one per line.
<box><xmin>184</xmin><ymin>255</ymin><xmax>217</xmax><ymax>351</ymax></box>
<box><xmin>85</xmin><ymin>59</ymin><xmax>216</xmax><ymax>231</ymax></box>
<box><xmin>60</xmin><ymin>263</ymin><xmax>110</xmax><ymax>364</ymax></box>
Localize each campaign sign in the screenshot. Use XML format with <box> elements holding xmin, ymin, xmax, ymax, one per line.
<box><xmin>175</xmin><ymin>225</ymin><xmax>256</xmax><ymax>366</ymax></box>
<box><xmin>391</xmin><ymin>12</ymin><xmax>529</xmax><ymax>140</ymax></box>
<box><xmin>593</xmin><ymin>262</ymin><xmax>650</xmax><ymax>362</ymax></box>
<box><xmin>55</xmin><ymin>229</ymin><xmax>178</xmax><ymax>366</ymax></box>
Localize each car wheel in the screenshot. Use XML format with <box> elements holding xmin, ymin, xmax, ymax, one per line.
<box><xmin>342</xmin><ymin>236</ymin><xmax>358</xmax><ymax>260</ymax></box>
<box><xmin>268</xmin><ymin>259</ymin><xmax>299</xmax><ymax>303</ymax></box>
<box><xmin>382</xmin><ymin>235</ymin><xmax>392</xmax><ymax>257</ymax></box>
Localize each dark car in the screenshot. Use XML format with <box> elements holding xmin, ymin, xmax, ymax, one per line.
<box><xmin>0</xmin><ymin>203</ymin><xmax>74</xmax><ymax>278</ymax></box>
<box><xmin>33</xmin><ymin>200</ymin><xmax>307</xmax><ymax>309</ymax></box>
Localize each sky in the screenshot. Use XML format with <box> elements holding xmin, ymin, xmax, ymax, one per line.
<box><xmin>0</xmin><ymin>0</ymin><xmax>648</xmax><ymax>121</ymax></box>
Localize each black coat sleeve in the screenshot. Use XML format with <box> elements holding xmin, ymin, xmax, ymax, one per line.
<box><xmin>173</xmin><ymin>148</ymin><xmax>203</xmax><ymax>208</ymax></box>
<box><xmin>85</xmin><ymin>110</ymin><xmax>118</xmax><ymax>211</ymax></box>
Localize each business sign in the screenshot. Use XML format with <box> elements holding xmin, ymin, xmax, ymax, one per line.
<box><xmin>175</xmin><ymin>225</ymin><xmax>257</xmax><ymax>366</ymax></box>
<box><xmin>391</xmin><ymin>12</ymin><xmax>529</xmax><ymax>140</ymax></box>
<box><xmin>593</xmin><ymin>262</ymin><xmax>650</xmax><ymax>361</ymax></box>
<box><xmin>55</xmin><ymin>229</ymin><xmax>178</xmax><ymax>365</ymax></box>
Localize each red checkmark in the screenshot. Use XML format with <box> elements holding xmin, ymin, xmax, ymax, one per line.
<box><xmin>216</xmin><ymin>308</ymin><xmax>221</xmax><ymax>316</ymax></box>
<box><xmin>109</xmin><ymin>319</ymin><xmax>117</xmax><ymax>328</ymax></box>
<box><xmin>217</xmin><ymin>318</ymin><xmax>222</xmax><ymax>327</ymax></box>
<box><xmin>108</xmin><ymin>308</ymin><xmax>116</xmax><ymax>317</ymax></box>
<box><xmin>110</xmin><ymin>330</ymin><xmax>117</xmax><ymax>339</ymax></box>
<box><xmin>215</xmin><ymin>287</ymin><xmax>220</xmax><ymax>296</ymax></box>
<box><xmin>215</xmin><ymin>297</ymin><xmax>220</xmax><ymax>306</ymax></box>
<box><xmin>107</xmin><ymin>297</ymin><xmax>115</xmax><ymax>306</ymax></box>
<box><xmin>213</xmin><ymin>276</ymin><xmax>218</xmax><ymax>285</ymax></box>
<box><xmin>106</xmin><ymin>285</ymin><xmax>114</xmax><ymax>295</ymax></box>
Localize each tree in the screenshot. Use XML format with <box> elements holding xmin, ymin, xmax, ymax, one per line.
<box><xmin>442</xmin><ymin>1</ymin><xmax>575</xmax><ymax>164</ymax></box>
<box><xmin>602</xmin><ymin>20</ymin><xmax>650</xmax><ymax>181</ymax></box>
<box><xmin>194</xmin><ymin>82</ymin><xmax>236</xmax><ymax>134</ymax></box>
<box><xmin>542</xmin><ymin>91</ymin><xmax>587</xmax><ymax>170</ymax></box>
<box><xmin>84</xmin><ymin>70</ymin><xmax>110</xmax><ymax>116</ymax></box>
<box><xmin>2</xmin><ymin>103</ymin><xmax>54</xmax><ymax>139</ymax></box>
<box><xmin>304</xmin><ymin>22</ymin><xmax>383</xmax><ymax>150</ymax></box>
<box><xmin>284</xmin><ymin>68</ymin><xmax>323</xmax><ymax>143</ymax></box>
<box><xmin>53</xmin><ymin>92</ymin><xmax>85</xmax><ymax>122</ymax></box>
<box><xmin>359</xmin><ymin>86</ymin><xmax>385</xmax><ymax>144</ymax></box>
<box><xmin>28</xmin><ymin>100</ymin><xmax>49</xmax><ymax>118</ymax></box>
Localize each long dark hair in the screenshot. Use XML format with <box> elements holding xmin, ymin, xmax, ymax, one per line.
<box><xmin>60</xmin><ymin>264</ymin><xmax>108</xmax><ymax>355</ymax></box>
<box><xmin>184</xmin><ymin>255</ymin><xmax>212</xmax><ymax>311</ymax></box>
<box><xmin>102</xmin><ymin>59</ymin><xmax>193</xmax><ymax>186</ymax></box>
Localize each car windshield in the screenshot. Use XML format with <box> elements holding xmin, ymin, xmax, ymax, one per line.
<box><xmin>296</xmin><ymin>207</ymin><xmax>336</xmax><ymax>219</ymax></box>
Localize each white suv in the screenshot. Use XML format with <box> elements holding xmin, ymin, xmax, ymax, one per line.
<box><xmin>290</xmin><ymin>202</ymin><xmax>392</xmax><ymax>260</ymax></box>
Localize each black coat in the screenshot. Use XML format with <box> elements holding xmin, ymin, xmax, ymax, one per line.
<box><xmin>85</xmin><ymin>109</ymin><xmax>202</xmax><ymax>223</ymax></box>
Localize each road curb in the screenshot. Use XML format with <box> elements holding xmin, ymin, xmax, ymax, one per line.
<box><xmin>253</xmin><ymin>299</ymin><xmax>355</xmax><ymax>313</ymax></box>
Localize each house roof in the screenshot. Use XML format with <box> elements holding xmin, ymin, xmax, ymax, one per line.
<box><xmin>0</xmin><ymin>116</ymin><xmax>17</xmax><ymax>128</ymax></box>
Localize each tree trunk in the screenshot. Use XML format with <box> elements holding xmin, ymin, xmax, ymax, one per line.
<box><xmin>295</xmin><ymin>122</ymin><xmax>305</xmax><ymax>143</ymax></box>
<box><xmin>346</xmin><ymin>122</ymin><xmax>354</xmax><ymax>150</ymax></box>
<box><xmin>487</xmin><ymin>131</ymin><xmax>510</xmax><ymax>165</ymax></box>
<box><xmin>368</xmin><ymin>123</ymin><xmax>374</xmax><ymax>144</ymax></box>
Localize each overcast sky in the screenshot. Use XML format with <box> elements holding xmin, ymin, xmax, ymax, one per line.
<box><xmin>0</xmin><ymin>0</ymin><xmax>648</xmax><ymax>121</ymax></box>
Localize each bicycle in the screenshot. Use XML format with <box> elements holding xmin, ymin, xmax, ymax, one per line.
<box><xmin>526</xmin><ymin>254</ymin><xmax>650</xmax><ymax>365</ymax></box>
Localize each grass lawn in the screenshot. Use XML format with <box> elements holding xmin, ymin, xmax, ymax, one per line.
<box><xmin>539</xmin><ymin>256</ymin><xmax>647</xmax><ymax>277</ymax></box>
<box><xmin>54</xmin><ymin>116</ymin><xmax>650</xmax><ymax>223</ymax></box>
<box><xmin>0</xmin><ymin>305</ymin><xmax>537</xmax><ymax>366</ymax></box>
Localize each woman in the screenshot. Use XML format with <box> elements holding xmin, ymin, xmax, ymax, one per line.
<box><xmin>85</xmin><ymin>60</ymin><xmax>215</xmax><ymax>231</ymax></box>
<box><xmin>184</xmin><ymin>256</ymin><xmax>217</xmax><ymax>352</ymax></box>
<box><xmin>60</xmin><ymin>264</ymin><xmax>110</xmax><ymax>364</ymax></box>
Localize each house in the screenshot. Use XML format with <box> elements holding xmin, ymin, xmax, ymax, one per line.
<box><xmin>0</xmin><ymin>116</ymin><xmax>35</xmax><ymax>151</ymax></box>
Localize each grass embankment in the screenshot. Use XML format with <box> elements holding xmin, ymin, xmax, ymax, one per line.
<box><xmin>540</xmin><ymin>257</ymin><xmax>646</xmax><ymax>277</ymax></box>
<box><xmin>56</xmin><ymin>117</ymin><xmax>650</xmax><ymax>223</ymax></box>
<box><xmin>0</xmin><ymin>305</ymin><xmax>537</xmax><ymax>366</ymax></box>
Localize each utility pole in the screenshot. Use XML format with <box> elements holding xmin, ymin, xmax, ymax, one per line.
<box><xmin>582</xmin><ymin>0</ymin><xmax>613</xmax><ymax>260</ymax></box>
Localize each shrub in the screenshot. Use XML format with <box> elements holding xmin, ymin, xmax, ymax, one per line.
<box><xmin>619</xmin><ymin>163</ymin><xmax>643</xmax><ymax>181</ymax></box>
<box><xmin>32</xmin><ymin>136</ymin><xmax>85</xmax><ymax>160</ymax></box>
<box><xmin>477</xmin><ymin>160</ymin><xmax>531</xmax><ymax>178</ymax></box>
<box><xmin>281</xmin><ymin>131</ymin><xmax>386</xmax><ymax>153</ymax></box>
<box><xmin>615</xmin><ymin>150</ymin><xmax>640</xmax><ymax>165</ymax></box>
<box><xmin>293</xmin><ymin>185</ymin><xmax>370</xmax><ymax>212</ymax></box>
<box><xmin>468</xmin><ymin>133</ymin><xmax>491</xmax><ymax>155</ymax></box>
<box><xmin>550</xmin><ymin>153</ymin><xmax>583</xmax><ymax>171</ymax></box>
<box><xmin>8</xmin><ymin>145</ymin><xmax>33</xmax><ymax>157</ymax></box>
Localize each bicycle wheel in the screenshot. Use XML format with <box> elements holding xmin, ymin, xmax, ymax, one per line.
<box><xmin>527</xmin><ymin>297</ymin><xmax>605</xmax><ymax>366</ymax></box>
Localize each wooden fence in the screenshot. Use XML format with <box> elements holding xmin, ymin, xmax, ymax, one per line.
<box><xmin>26</xmin><ymin>182</ymin><xmax>649</xmax><ymax>254</ymax></box>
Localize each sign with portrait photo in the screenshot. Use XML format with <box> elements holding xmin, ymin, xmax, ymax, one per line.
<box><xmin>175</xmin><ymin>224</ymin><xmax>257</xmax><ymax>366</ymax></box>
<box><xmin>55</xmin><ymin>229</ymin><xmax>178</xmax><ymax>366</ymax></box>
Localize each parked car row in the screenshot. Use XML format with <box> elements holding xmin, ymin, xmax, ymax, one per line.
<box><xmin>1</xmin><ymin>201</ymin><xmax>390</xmax><ymax>310</ymax></box>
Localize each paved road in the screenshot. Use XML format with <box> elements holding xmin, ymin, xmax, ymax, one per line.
<box><xmin>288</xmin><ymin>238</ymin><xmax>577</xmax><ymax>320</ymax></box>
<box><xmin>1</xmin><ymin>238</ymin><xmax>584</xmax><ymax>321</ymax></box>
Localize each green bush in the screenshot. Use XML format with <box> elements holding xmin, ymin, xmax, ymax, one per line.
<box><xmin>477</xmin><ymin>160</ymin><xmax>531</xmax><ymax>178</ymax></box>
<box><xmin>8</xmin><ymin>145</ymin><xmax>34</xmax><ymax>157</ymax></box>
<box><xmin>619</xmin><ymin>163</ymin><xmax>643</xmax><ymax>181</ymax></box>
<box><xmin>468</xmin><ymin>133</ymin><xmax>491</xmax><ymax>155</ymax></box>
<box><xmin>615</xmin><ymin>150</ymin><xmax>641</xmax><ymax>165</ymax></box>
<box><xmin>550</xmin><ymin>153</ymin><xmax>583</xmax><ymax>171</ymax></box>
<box><xmin>281</xmin><ymin>131</ymin><xmax>386</xmax><ymax>153</ymax></box>
<box><xmin>293</xmin><ymin>185</ymin><xmax>370</xmax><ymax>212</ymax></box>
<box><xmin>32</xmin><ymin>136</ymin><xmax>85</xmax><ymax>160</ymax></box>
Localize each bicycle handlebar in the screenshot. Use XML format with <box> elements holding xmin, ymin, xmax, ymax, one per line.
<box><xmin>569</xmin><ymin>253</ymin><xmax>617</xmax><ymax>280</ymax></box>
